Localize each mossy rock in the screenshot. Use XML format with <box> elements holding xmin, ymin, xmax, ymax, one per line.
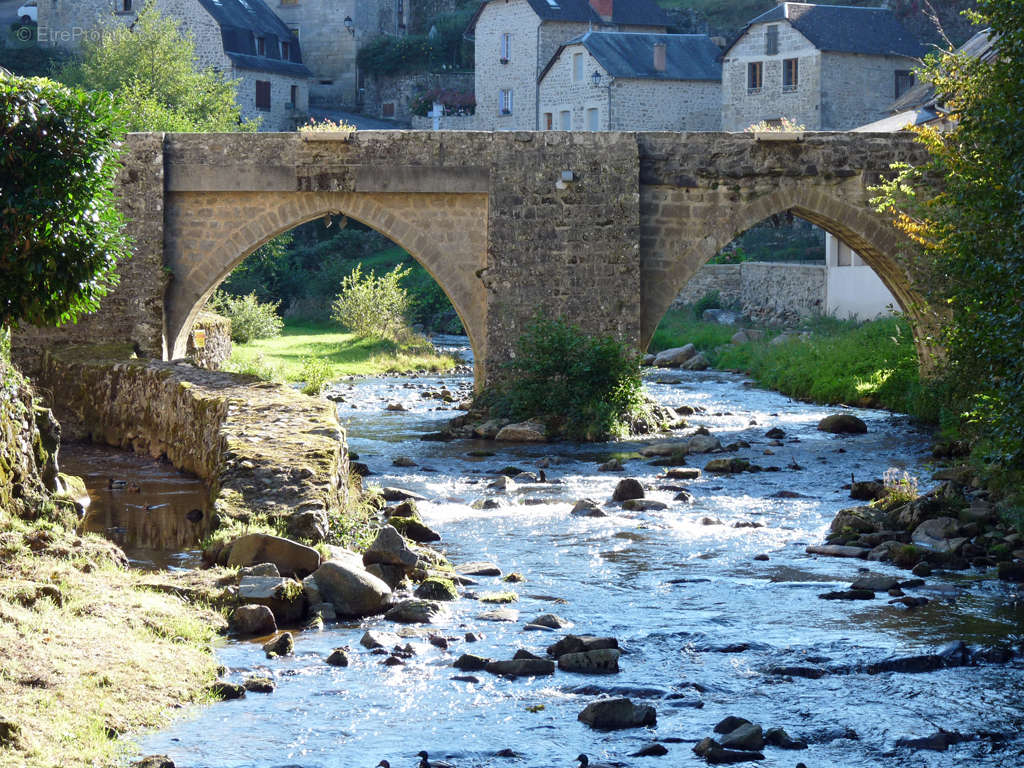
<box><xmin>414</xmin><ymin>576</ymin><xmax>457</xmax><ymax>601</ymax></box>
<box><xmin>479</xmin><ymin>590</ymin><xmax>518</xmax><ymax>604</ymax></box>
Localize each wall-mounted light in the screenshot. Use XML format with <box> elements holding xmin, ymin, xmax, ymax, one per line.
<box><xmin>591</xmin><ymin>70</ymin><xmax>602</xmax><ymax>87</ymax></box>
<box><xmin>344</xmin><ymin>16</ymin><xmax>355</xmax><ymax>36</ymax></box>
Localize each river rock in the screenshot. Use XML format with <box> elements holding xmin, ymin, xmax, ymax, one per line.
<box><xmin>687</xmin><ymin>434</ymin><xmax>722</xmax><ymax>454</ymax></box>
<box><xmin>693</xmin><ymin>737</ymin><xmax>765</xmax><ymax>764</ymax></box>
<box><xmin>495</xmin><ymin>421</ymin><xmax>547</xmax><ymax>442</ymax></box>
<box><xmin>806</xmin><ymin>544</ymin><xmax>870</xmax><ymax>559</ymax></box>
<box><xmin>312</xmin><ymin>560</ymin><xmax>392</xmax><ymax>618</ymax></box>
<box><xmin>486</xmin><ymin>658</ymin><xmax>556</xmax><ymax>677</ymax></box>
<box><xmin>362</xmin><ymin>525</ymin><xmax>418</xmax><ymax>569</ymax></box>
<box><xmin>830</xmin><ymin>506</ymin><xmax>884</xmax><ymax>535</ymax></box>
<box><xmin>557</xmin><ymin>648</ymin><xmax>620</xmax><ymax>674</ymax></box>
<box><xmin>229</xmin><ymin>604</ymin><xmax>277</xmax><ymax>636</ymax></box>
<box><xmin>612</xmin><ymin>478</ymin><xmax>645</xmax><ymax>502</ymax></box>
<box><xmin>365</xmin><ymin>563</ymin><xmax>407</xmax><ymax>590</ymax></box>
<box><xmin>548</xmin><ymin>635</ymin><xmax>619</xmax><ymax>657</ymax></box>
<box><xmin>622</xmin><ymin>498</ymin><xmax>668</xmax><ymax>511</ymax></box>
<box><xmin>415</xmin><ymin>577</ymin><xmax>458</xmax><ymax>601</ymax></box>
<box><xmin>227</xmin><ymin>533</ymin><xmax>321</xmax><ymax>578</ymax></box>
<box><xmin>666</xmin><ymin>467</ymin><xmax>702</xmax><ymax>480</ymax></box>
<box><xmin>241</xmin><ymin>563</ymin><xmax>280</xmax><ymax>578</ymax></box>
<box><xmin>528</xmin><ymin>613</ymin><xmax>571</xmax><ymax>629</ymax></box>
<box><xmin>719</xmin><ymin>723</ymin><xmax>764</xmax><ymax>751</ymax></box>
<box><xmin>654</xmin><ymin>344</ymin><xmax>697</xmax><ymax>367</ymax></box>
<box><xmin>472</xmin><ymin>419</ymin><xmax>506</xmax><ymax>439</ymax></box>
<box><xmin>819</xmin><ymin>589</ymin><xmax>875</xmax><ymax>600</ymax></box>
<box><xmin>489</xmin><ymin>475</ymin><xmax>517</xmax><ymax>491</ymax></box>
<box><xmin>578</xmin><ymin>698</ymin><xmax>656</xmax><ymax>730</ymax></box>
<box><xmin>850</xmin><ymin>480</ymin><xmax>885</xmax><ymax>501</ymax></box>
<box><xmin>209</xmin><ymin>680</ymin><xmax>245</xmax><ymax>700</ymax></box>
<box><xmin>714</xmin><ymin>717</ymin><xmax>751</xmax><ymax>734</ymax></box>
<box><xmin>764</xmin><ymin>727</ymin><xmax>807</xmax><ymax>750</ymax></box>
<box><xmin>326</xmin><ymin>648</ymin><xmax>349</xmax><ymax>667</ymax></box>
<box><xmin>389</xmin><ymin>516</ymin><xmax>442</xmax><ymax>543</ymax></box>
<box><xmin>262</xmin><ymin>632</ymin><xmax>294</xmax><ymax>657</ymax></box>
<box><xmin>681</xmin><ymin>352</ymin><xmax>710</xmax><ymax>371</ymax></box>
<box><xmin>381</xmin><ymin>487</ymin><xmax>427</xmax><ymax>502</ymax></box>
<box><xmin>912</xmin><ymin>517</ymin><xmax>965</xmax><ymax>554</ymax></box>
<box><xmin>454</xmin><ymin>653</ymin><xmax>491</xmax><ymax>671</ymax></box>
<box><xmin>243</xmin><ymin>676</ymin><xmax>275</xmax><ymax>693</ymax></box>
<box><xmin>599</xmin><ymin>458</ymin><xmax>624</xmax><ymax>471</ymax></box>
<box><xmin>850</xmin><ymin>574</ymin><xmax>900</xmax><ymax>592</ymax></box>
<box><xmin>640</xmin><ymin>442</ymin><xmax>684</xmax><ymax>457</ymax></box>
<box><xmin>867</xmin><ymin>541</ymin><xmax>904</xmax><ymax>562</ymax></box>
<box><xmin>764</xmin><ymin>427</ymin><xmax>786</xmax><ymax>439</ymax></box>
<box><xmin>571</xmin><ymin>499</ymin><xmax>608</xmax><ymax>517</ymax></box>
<box><xmin>817</xmin><ymin>414</ymin><xmax>868</xmax><ymax>434</ymax></box>
<box><xmin>386</xmin><ymin>598</ymin><xmax>447</xmax><ymax>624</ymax></box>
<box><xmin>478</xmin><ymin>608</ymin><xmax>519</xmax><ymax>622</ymax></box>
<box><xmin>238</xmin><ymin>576</ymin><xmax>307</xmax><ymax>625</ymax></box>
<box><xmin>133</xmin><ymin>757</ymin><xmax>174</xmax><ymax>768</ymax></box>
<box><xmin>457</xmin><ymin>561</ymin><xmax>502</xmax><ymax>576</ymax></box>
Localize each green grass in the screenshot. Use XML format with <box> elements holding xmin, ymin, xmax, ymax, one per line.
<box><xmin>222</xmin><ymin>320</ymin><xmax>457</xmax><ymax>382</ymax></box>
<box><xmin>650</xmin><ymin>308</ymin><xmax>739</xmax><ymax>353</ymax></box>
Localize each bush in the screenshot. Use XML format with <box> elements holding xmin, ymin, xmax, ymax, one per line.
<box><xmin>331</xmin><ymin>264</ymin><xmax>412</xmax><ymax>343</ymax></box>
<box><xmin>489</xmin><ymin>317</ymin><xmax>646</xmax><ymax>441</ymax></box>
<box><xmin>299</xmin><ymin>356</ymin><xmax>332</xmax><ymax>396</ymax></box>
<box><xmin>693</xmin><ymin>290</ymin><xmax>723</xmax><ymax>317</ymax></box>
<box><xmin>207</xmin><ymin>291</ymin><xmax>283</xmax><ymax>344</ymax></box>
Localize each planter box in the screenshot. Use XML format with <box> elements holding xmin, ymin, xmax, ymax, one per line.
<box><xmin>752</xmin><ymin>131</ymin><xmax>805</xmax><ymax>142</ymax></box>
<box><xmin>301</xmin><ymin>131</ymin><xmax>355</xmax><ymax>142</ymax></box>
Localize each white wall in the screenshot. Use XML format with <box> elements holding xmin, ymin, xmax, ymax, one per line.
<box><xmin>824</xmin><ymin>233</ymin><xmax>899</xmax><ymax>319</ymax></box>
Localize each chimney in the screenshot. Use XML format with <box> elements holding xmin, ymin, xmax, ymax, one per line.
<box><xmin>589</xmin><ymin>0</ymin><xmax>613</xmax><ymax>21</ymax></box>
<box><xmin>653</xmin><ymin>42</ymin><xmax>666</xmax><ymax>72</ymax></box>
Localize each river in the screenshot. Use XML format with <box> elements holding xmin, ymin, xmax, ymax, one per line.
<box><xmin>74</xmin><ymin>336</ymin><xmax>1024</xmax><ymax>767</ymax></box>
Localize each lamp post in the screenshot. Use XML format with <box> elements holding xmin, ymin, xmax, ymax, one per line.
<box><xmin>344</xmin><ymin>16</ymin><xmax>355</xmax><ymax>36</ymax></box>
<box><xmin>590</xmin><ymin>69</ymin><xmax>611</xmax><ymax>130</ymax></box>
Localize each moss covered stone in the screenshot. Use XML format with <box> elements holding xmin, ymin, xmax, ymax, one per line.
<box><xmin>414</xmin><ymin>576</ymin><xmax>458</xmax><ymax>601</ymax></box>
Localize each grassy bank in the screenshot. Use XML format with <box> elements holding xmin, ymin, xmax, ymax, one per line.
<box><xmin>651</xmin><ymin>309</ymin><xmax>932</xmax><ymax>417</ymax></box>
<box><xmin>221</xmin><ymin>320</ymin><xmax>458</xmax><ymax>382</ymax></box>
<box><xmin>0</xmin><ymin>516</ymin><xmax>233</xmax><ymax>768</ymax></box>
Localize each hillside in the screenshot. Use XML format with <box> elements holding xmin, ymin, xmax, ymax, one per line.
<box><xmin>658</xmin><ymin>0</ymin><xmax>982</xmax><ymax>49</ymax></box>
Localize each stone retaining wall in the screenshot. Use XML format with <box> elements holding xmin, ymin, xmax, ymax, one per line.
<box><xmin>36</xmin><ymin>347</ymin><xmax>349</xmax><ymax>542</ymax></box>
<box><xmin>186</xmin><ymin>312</ymin><xmax>232</xmax><ymax>371</ymax></box>
<box><xmin>673</xmin><ymin>262</ymin><xmax>826</xmax><ymax>318</ymax></box>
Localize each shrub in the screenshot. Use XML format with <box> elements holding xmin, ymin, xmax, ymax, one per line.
<box><xmin>489</xmin><ymin>316</ymin><xmax>646</xmax><ymax>441</ymax></box>
<box><xmin>331</xmin><ymin>264</ymin><xmax>412</xmax><ymax>343</ymax></box>
<box><xmin>693</xmin><ymin>290</ymin><xmax>723</xmax><ymax>317</ymax></box>
<box><xmin>207</xmin><ymin>291</ymin><xmax>283</xmax><ymax>343</ymax></box>
<box><xmin>299</xmin><ymin>356</ymin><xmax>332</xmax><ymax>396</ymax></box>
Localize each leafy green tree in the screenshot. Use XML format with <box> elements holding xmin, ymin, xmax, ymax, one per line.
<box><xmin>0</xmin><ymin>75</ymin><xmax>130</xmax><ymax>329</ymax></box>
<box><xmin>56</xmin><ymin>2</ymin><xmax>255</xmax><ymax>132</ymax></box>
<box><xmin>873</xmin><ymin>0</ymin><xmax>1024</xmax><ymax>477</ymax></box>
<box><xmin>207</xmin><ymin>291</ymin><xmax>284</xmax><ymax>344</ymax></box>
<box><xmin>331</xmin><ymin>264</ymin><xmax>412</xmax><ymax>342</ymax></box>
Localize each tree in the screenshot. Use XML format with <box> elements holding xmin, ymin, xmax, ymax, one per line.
<box><xmin>331</xmin><ymin>264</ymin><xmax>413</xmax><ymax>343</ymax></box>
<box><xmin>0</xmin><ymin>75</ymin><xmax>130</xmax><ymax>330</ymax></box>
<box><xmin>873</xmin><ymin>0</ymin><xmax>1024</xmax><ymax>477</ymax></box>
<box><xmin>56</xmin><ymin>2</ymin><xmax>256</xmax><ymax>132</ymax></box>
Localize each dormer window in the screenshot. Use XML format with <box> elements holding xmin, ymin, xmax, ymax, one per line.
<box><xmin>257</xmin><ymin>36</ymin><xmax>266</xmax><ymax>56</ymax></box>
<box><xmin>281</xmin><ymin>40</ymin><xmax>290</xmax><ymax>60</ymax></box>
<box><xmin>765</xmin><ymin>25</ymin><xmax>779</xmax><ymax>55</ymax></box>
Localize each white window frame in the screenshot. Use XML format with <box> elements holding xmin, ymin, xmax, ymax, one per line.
<box><xmin>585</xmin><ymin>106</ymin><xmax>599</xmax><ymax>131</ymax></box>
<box><xmin>500</xmin><ymin>33</ymin><xmax>511</xmax><ymax>62</ymax></box>
<box><xmin>499</xmin><ymin>88</ymin><xmax>513</xmax><ymax>116</ymax></box>
<box><xmin>572</xmin><ymin>52</ymin><xmax>584</xmax><ymax>83</ymax></box>
<box><xmin>559</xmin><ymin>109</ymin><xmax>571</xmax><ymax>130</ymax></box>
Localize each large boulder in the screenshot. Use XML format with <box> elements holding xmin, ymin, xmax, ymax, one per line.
<box><xmin>312</xmin><ymin>560</ymin><xmax>392</xmax><ymax>618</ymax></box>
<box><xmin>817</xmin><ymin>413</ymin><xmax>868</xmax><ymax>434</ymax></box>
<box><xmin>612</xmin><ymin>478</ymin><xmax>645</xmax><ymax>502</ymax></box>
<box><xmin>912</xmin><ymin>517</ymin><xmax>967</xmax><ymax>554</ymax></box>
<box><xmin>557</xmin><ymin>648</ymin><xmax>620</xmax><ymax>674</ymax></box>
<box><xmin>229</xmin><ymin>604</ymin><xmax>277</xmax><ymax>636</ymax></box>
<box><xmin>227</xmin><ymin>533</ymin><xmax>321</xmax><ymax>578</ymax></box>
<box><xmin>829</xmin><ymin>506</ymin><xmax>884</xmax><ymax>535</ymax></box>
<box><xmin>681</xmin><ymin>352</ymin><xmax>710</xmax><ymax>371</ymax></box>
<box><xmin>237</xmin><ymin>576</ymin><xmax>307</xmax><ymax>625</ymax></box>
<box><xmin>548</xmin><ymin>635</ymin><xmax>619</xmax><ymax>657</ymax></box>
<box><xmin>653</xmin><ymin>344</ymin><xmax>697</xmax><ymax>368</ymax></box>
<box><xmin>494</xmin><ymin>421</ymin><xmax>547</xmax><ymax>442</ymax></box>
<box><xmin>571</xmin><ymin>499</ymin><xmax>608</xmax><ymax>517</ymax></box>
<box><xmin>362</xmin><ymin>525</ymin><xmax>418</xmax><ymax>569</ymax></box>
<box><xmin>578</xmin><ymin>698</ymin><xmax>656</xmax><ymax>730</ymax></box>
<box><xmin>385</xmin><ymin>598</ymin><xmax>447</xmax><ymax>624</ymax></box>
<box><xmin>687</xmin><ymin>434</ymin><xmax>722</xmax><ymax>454</ymax></box>
<box><xmin>485</xmin><ymin>658</ymin><xmax>556</xmax><ymax>677</ymax></box>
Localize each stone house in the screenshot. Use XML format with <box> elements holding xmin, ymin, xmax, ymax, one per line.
<box><xmin>538</xmin><ymin>31</ymin><xmax>721</xmax><ymax>131</ymax></box>
<box><xmin>467</xmin><ymin>0</ymin><xmax>669</xmax><ymax>130</ymax></box>
<box><xmin>720</xmin><ymin>2</ymin><xmax>925</xmax><ymax>131</ymax></box>
<box><xmin>36</xmin><ymin>0</ymin><xmax>312</xmax><ymax>130</ymax></box>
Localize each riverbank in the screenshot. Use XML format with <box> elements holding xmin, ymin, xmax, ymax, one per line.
<box><xmin>221</xmin><ymin>320</ymin><xmax>458</xmax><ymax>382</ymax></box>
<box><xmin>651</xmin><ymin>309</ymin><xmax>931</xmax><ymax>417</ymax></box>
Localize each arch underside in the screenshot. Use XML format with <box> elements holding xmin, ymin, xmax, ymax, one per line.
<box><xmin>639</xmin><ymin>182</ymin><xmax>942</xmax><ymax>371</ymax></box>
<box><xmin>164</xmin><ymin>190</ymin><xmax>489</xmax><ymax>387</ymax></box>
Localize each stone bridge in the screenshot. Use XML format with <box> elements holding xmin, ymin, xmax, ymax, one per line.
<box><xmin>15</xmin><ymin>130</ymin><xmax>937</xmax><ymax>387</ymax></box>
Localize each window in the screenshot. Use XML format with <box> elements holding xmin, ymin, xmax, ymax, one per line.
<box><xmin>382</xmin><ymin>102</ymin><xmax>396</xmax><ymax>117</ymax></box>
<box><xmin>559</xmin><ymin>110</ymin><xmax>571</xmax><ymax>130</ymax></box>
<box><xmin>281</xmin><ymin>40</ymin><xmax>290</xmax><ymax>60</ymax></box>
<box><xmin>765</xmin><ymin>24</ymin><xmax>778</xmax><ymax>55</ymax></box>
<box><xmin>116</xmin><ymin>0</ymin><xmax>133</xmax><ymax>11</ymax></box>
<box><xmin>256</xmin><ymin>36</ymin><xmax>266</xmax><ymax>56</ymax></box>
<box><xmin>895</xmin><ymin>70</ymin><xmax>914</xmax><ymax>99</ymax></box>
<box><xmin>544</xmin><ymin>112</ymin><xmax>553</xmax><ymax>130</ymax></box>
<box><xmin>499</xmin><ymin>89</ymin><xmax>513</xmax><ymax>115</ymax></box>
<box><xmin>783</xmin><ymin>58</ymin><xmax>798</xmax><ymax>92</ymax></box>
<box><xmin>397</xmin><ymin>0</ymin><xmax>405</xmax><ymax>29</ymax></box>
<box><xmin>500</xmin><ymin>33</ymin><xmax>511</xmax><ymax>62</ymax></box>
<box><xmin>289</xmin><ymin>27</ymin><xmax>300</xmax><ymax>39</ymax></box>
<box><xmin>255</xmin><ymin>80</ymin><xmax>271</xmax><ymax>111</ymax></box>
<box><xmin>747</xmin><ymin>61</ymin><xmax>763</xmax><ymax>93</ymax></box>
<box><xmin>586</xmin><ymin>107</ymin><xmax>599</xmax><ymax>131</ymax></box>
<box><xmin>573</xmin><ymin>52</ymin><xmax>584</xmax><ymax>83</ymax></box>
<box><xmin>289</xmin><ymin>84</ymin><xmax>298</xmax><ymax>107</ymax></box>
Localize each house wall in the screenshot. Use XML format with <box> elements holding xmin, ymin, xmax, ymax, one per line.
<box><xmin>538</xmin><ymin>43</ymin><xmax>720</xmax><ymax>131</ymax></box>
<box><xmin>274</xmin><ymin>0</ymin><xmax>358</xmax><ymax>107</ymax></box>
<box><xmin>722</xmin><ymin>20</ymin><xmax>822</xmax><ymax>131</ymax></box>
<box><xmin>36</xmin><ymin>0</ymin><xmax>131</xmax><ymax>49</ymax></box>
<box><xmin>825</xmin><ymin>233</ymin><xmax>899</xmax><ymax>319</ymax></box>
<box><xmin>473</xmin><ymin>0</ymin><xmax>543</xmax><ymax>130</ymax></box>
<box><xmin>363</xmin><ymin>71</ymin><xmax>474</xmax><ymax>123</ymax></box>
<box><xmin>233</xmin><ymin>67</ymin><xmax>309</xmax><ymax>130</ymax></box>
<box><xmin>820</xmin><ymin>51</ymin><xmax>919</xmax><ymax>130</ymax></box>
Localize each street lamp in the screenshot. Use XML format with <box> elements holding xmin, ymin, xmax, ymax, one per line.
<box><xmin>591</xmin><ymin>70</ymin><xmax>602</xmax><ymax>87</ymax></box>
<box><xmin>344</xmin><ymin>16</ymin><xmax>355</xmax><ymax>36</ymax></box>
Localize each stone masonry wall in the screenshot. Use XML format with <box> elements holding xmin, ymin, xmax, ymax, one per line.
<box><xmin>12</xmin><ymin>132</ymin><xmax>167</xmax><ymax>375</ymax></box>
<box><xmin>362</xmin><ymin>71</ymin><xmax>474</xmax><ymax>123</ymax></box>
<box><xmin>36</xmin><ymin>347</ymin><xmax>349</xmax><ymax>542</ymax></box>
<box><xmin>232</xmin><ymin>67</ymin><xmax>310</xmax><ymax>132</ymax></box>
<box><xmin>186</xmin><ymin>312</ymin><xmax>232</xmax><ymax>371</ymax></box>
<box><xmin>672</xmin><ymin>263</ymin><xmax>826</xmax><ymax>318</ymax></box>
<box><xmin>820</xmin><ymin>51</ymin><xmax>919</xmax><ymax>131</ymax></box>
<box><xmin>672</xmin><ymin>264</ymin><xmax>742</xmax><ymax>307</ymax></box>
<box><xmin>275</xmin><ymin>0</ymin><xmax>358</xmax><ymax>108</ymax></box>
<box><xmin>473</xmin><ymin>0</ymin><xmax>544</xmax><ymax>130</ymax></box>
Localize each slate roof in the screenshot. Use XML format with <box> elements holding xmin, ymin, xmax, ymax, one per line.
<box><xmin>197</xmin><ymin>0</ymin><xmax>312</xmax><ymax>77</ymax></box>
<box><xmin>723</xmin><ymin>2</ymin><xmax>925</xmax><ymax>59</ymax></box>
<box><xmin>467</xmin><ymin>0</ymin><xmax>669</xmax><ymax>38</ymax></box>
<box><xmin>540</xmin><ymin>32</ymin><xmax>722</xmax><ymax>82</ymax></box>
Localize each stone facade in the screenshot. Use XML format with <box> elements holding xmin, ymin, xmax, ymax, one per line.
<box><xmin>673</xmin><ymin>262</ymin><xmax>826</xmax><ymax>319</ymax></box>
<box><xmin>36</xmin><ymin>346</ymin><xmax>349</xmax><ymax>542</ymax></box>
<box><xmin>14</xmin><ymin>130</ymin><xmax>945</xmax><ymax>385</ymax></box>
<box><xmin>721</xmin><ymin>11</ymin><xmax>919</xmax><ymax>131</ymax></box>
<box><xmin>539</xmin><ymin>41</ymin><xmax>720</xmax><ymax>131</ymax></box>
<box><xmin>186</xmin><ymin>312</ymin><xmax>233</xmax><ymax>370</ymax></box>
<box><xmin>35</xmin><ymin>0</ymin><xmax>310</xmax><ymax>131</ymax></box>
<box><xmin>362</xmin><ymin>71</ymin><xmax>474</xmax><ymax>123</ymax></box>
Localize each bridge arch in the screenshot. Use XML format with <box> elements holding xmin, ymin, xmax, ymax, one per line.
<box><xmin>164</xmin><ymin>189</ymin><xmax>488</xmax><ymax>386</ymax></box>
<box><xmin>640</xmin><ymin>182</ymin><xmax>943</xmax><ymax>372</ymax></box>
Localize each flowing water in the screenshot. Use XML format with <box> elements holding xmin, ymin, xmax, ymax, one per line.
<box><xmin>123</xmin><ymin>336</ymin><xmax>1022</xmax><ymax>768</ymax></box>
